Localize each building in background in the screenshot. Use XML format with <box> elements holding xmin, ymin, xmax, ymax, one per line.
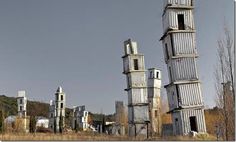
<box><xmin>160</xmin><ymin>0</ymin><xmax>206</xmax><ymax>135</ymax></box>
<box><xmin>36</xmin><ymin>116</ymin><xmax>49</xmax><ymax>128</ymax></box>
<box><xmin>122</xmin><ymin>39</ymin><xmax>149</xmax><ymax>137</ymax></box>
<box><xmin>72</xmin><ymin>105</ymin><xmax>89</xmax><ymax>131</ymax></box>
<box><xmin>17</xmin><ymin>91</ymin><xmax>27</xmax><ymax>117</ymax></box>
<box><xmin>48</xmin><ymin>100</ymin><xmax>55</xmax><ymax>130</ymax></box>
<box><xmin>113</xmin><ymin>101</ymin><xmax>127</xmax><ymax>135</ymax></box>
<box><xmin>16</xmin><ymin>90</ymin><xmax>29</xmax><ymax>133</ymax></box>
<box><xmin>147</xmin><ymin>68</ymin><xmax>162</xmax><ymax>135</ymax></box>
<box><xmin>48</xmin><ymin>87</ymin><xmax>66</xmax><ymax>132</ymax></box>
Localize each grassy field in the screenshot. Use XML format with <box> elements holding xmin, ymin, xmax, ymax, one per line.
<box><xmin>0</xmin><ymin>132</ymin><xmax>217</xmax><ymax>141</ymax></box>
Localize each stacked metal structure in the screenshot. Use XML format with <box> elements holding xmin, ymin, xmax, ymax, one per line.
<box><xmin>160</xmin><ymin>0</ymin><xmax>206</xmax><ymax>135</ymax></box>
<box><xmin>122</xmin><ymin>39</ymin><xmax>149</xmax><ymax>137</ymax></box>
<box><xmin>147</xmin><ymin>68</ymin><xmax>162</xmax><ymax>135</ymax></box>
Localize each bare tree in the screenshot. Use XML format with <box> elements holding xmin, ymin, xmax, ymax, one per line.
<box><xmin>215</xmin><ymin>26</ymin><xmax>235</xmax><ymax>141</ymax></box>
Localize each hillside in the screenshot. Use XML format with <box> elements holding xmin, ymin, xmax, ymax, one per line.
<box><xmin>0</xmin><ymin>95</ymin><xmax>114</xmax><ymax>125</ymax></box>
<box><xmin>0</xmin><ymin>95</ymin><xmax>72</xmax><ymax>118</ymax></box>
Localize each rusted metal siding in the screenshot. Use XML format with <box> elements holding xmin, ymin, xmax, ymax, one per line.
<box><xmin>163</xmin><ymin>0</ymin><xmax>193</xmax><ymax>9</ymax></box>
<box><xmin>162</xmin><ymin>9</ymin><xmax>195</xmax><ymax>33</ymax></box>
<box><xmin>168</xmin><ymin>57</ymin><xmax>198</xmax><ymax>82</ymax></box>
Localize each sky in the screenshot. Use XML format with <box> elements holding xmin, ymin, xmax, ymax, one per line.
<box><xmin>0</xmin><ymin>0</ymin><xmax>234</xmax><ymax>114</ymax></box>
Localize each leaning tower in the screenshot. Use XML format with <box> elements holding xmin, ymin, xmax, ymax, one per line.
<box><xmin>55</xmin><ymin>86</ymin><xmax>66</xmax><ymax>132</ymax></box>
<box><xmin>122</xmin><ymin>39</ymin><xmax>149</xmax><ymax>137</ymax></box>
<box><xmin>147</xmin><ymin>68</ymin><xmax>162</xmax><ymax>135</ymax></box>
<box><xmin>160</xmin><ymin>0</ymin><xmax>206</xmax><ymax>135</ymax></box>
<box><xmin>17</xmin><ymin>90</ymin><xmax>27</xmax><ymax>117</ymax></box>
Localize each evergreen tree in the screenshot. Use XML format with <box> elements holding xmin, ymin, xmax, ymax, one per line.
<box><xmin>54</xmin><ymin>118</ymin><xmax>57</xmax><ymax>133</ymax></box>
<box><xmin>59</xmin><ymin>111</ymin><xmax>63</xmax><ymax>133</ymax></box>
<box><xmin>0</xmin><ymin>109</ymin><xmax>5</xmax><ymax>133</ymax></box>
<box><xmin>29</xmin><ymin>115</ymin><xmax>36</xmax><ymax>133</ymax></box>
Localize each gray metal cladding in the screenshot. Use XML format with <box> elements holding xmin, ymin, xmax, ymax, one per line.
<box><xmin>172</xmin><ymin>32</ymin><xmax>197</xmax><ymax>55</ymax></box>
<box><xmin>162</xmin><ymin>33</ymin><xmax>197</xmax><ymax>63</ymax></box>
<box><xmin>133</xmin><ymin>106</ymin><xmax>149</xmax><ymax>122</ymax></box>
<box><xmin>169</xmin><ymin>57</ymin><xmax>198</xmax><ymax>81</ymax></box>
<box><xmin>178</xmin><ymin>83</ymin><xmax>203</xmax><ymax>106</ymax></box>
<box><xmin>128</xmin><ymin>72</ymin><xmax>147</xmax><ymax>87</ymax></box>
<box><xmin>162</xmin><ymin>9</ymin><xmax>195</xmax><ymax>33</ymax></box>
<box><xmin>180</xmin><ymin>109</ymin><xmax>206</xmax><ymax>135</ymax></box>
<box><xmin>163</xmin><ymin>0</ymin><xmax>193</xmax><ymax>8</ymax></box>
<box><xmin>127</xmin><ymin>88</ymin><xmax>148</xmax><ymax>104</ymax></box>
<box><xmin>123</xmin><ymin>55</ymin><xmax>145</xmax><ymax>74</ymax></box>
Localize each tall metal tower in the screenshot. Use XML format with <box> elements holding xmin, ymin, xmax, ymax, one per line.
<box><xmin>122</xmin><ymin>39</ymin><xmax>149</xmax><ymax>137</ymax></box>
<box><xmin>17</xmin><ymin>90</ymin><xmax>27</xmax><ymax>118</ymax></box>
<box><xmin>55</xmin><ymin>86</ymin><xmax>66</xmax><ymax>132</ymax></box>
<box><xmin>160</xmin><ymin>0</ymin><xmax>206</xmax><ymax>135</ymax></box>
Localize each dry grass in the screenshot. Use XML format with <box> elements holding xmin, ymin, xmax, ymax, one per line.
<box><xmin>0</xmin><ymin>132</ymin><xmax>135</xmax><ymax>141</ymax></box>
<box><xmin>0</xmin><ymin>132</ymin><xmax>217</xmax><ymax>141</ymax></box>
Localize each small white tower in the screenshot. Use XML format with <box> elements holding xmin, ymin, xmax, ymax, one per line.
<box><xmin>17</xmin><ymin>90</ymin><xmax>27</xmax><ymax>117</ymax></box>
<box><xmin>147</xmin><ymin>68</ymin><xmax>162</xmax><ymax>135</ymax></box>
<box><xmin>122</xmin><ymin>39</ymin><xmax>149</xmax><ymax>137</ymax></box>
<box><xmin>55</xmin><ymin>86</ymin><xmax>66</xmax><ymax>132</ymax></box>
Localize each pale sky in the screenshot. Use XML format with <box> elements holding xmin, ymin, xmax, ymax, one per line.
<box><xmin>0</xmin><ymin>0</ymin><xmax>234</xmax><ymax>114</ymax></box>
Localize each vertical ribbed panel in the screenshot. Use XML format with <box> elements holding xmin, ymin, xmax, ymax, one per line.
<box><xmin>179</xmin><ymin>109</ymin><xmax>206</xmax><ymax>135</ymax></box>
<box><xmin>163</xmin><ymin>0</ymin><xmax>193</xmax><ymax>8</ymax></box>
<box><xmin>163</xmin><ymin>9</ymin><xmax>195</xmax><ymax>33</ymax></box>
<box><xmin>170</xmin><ymin>58</ymin><xmax>198</xmax><ymax>81</ymax></box>
<box><xmin>173</xmin><ymin>33</ymin><xmax>197</xmax><ymax>55</ymax></box>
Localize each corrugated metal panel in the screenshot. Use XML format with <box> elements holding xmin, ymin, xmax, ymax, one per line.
<box><xmin>163</xmin><ymin>0</ymin><xmax>193</xmax><ymax>8</ymax></box>
<box><xmin>170</xmin><ymin>57</ymin><xmax>198</xmax><ymax>81</ymax></box>
<box><xmin>133</xmin><ymin>106</ymin><xmax>149</xmax><ymax>122</ymax></box>
<box><xmin>166</xmin><ymin>85</ymin><xmax>178</xmax><ymax>110</ymax></box>
<box><xmin>173</xmin><ymin>32</ymin><xmax>197</xmax><ymax>55</ymax></box>
<box><xmin>123</xmin><ymin>55</ymin><xmax>145</xmax><ymax>74</ymax></box>
<box><xmin>179</xmin><ymin>109</ymin><xmax>206</xmax><ymax>135</ymax></box>
<box><xmin>179</xmin><ymin>83</ymin><xmax>203</xmax><ymax>106</ymax></box>
<box><xmin>162</xmin><ymin>36</ymin><xmax>172</xmax><ymax>62</ymax></box>
<box><xmin>128</xmin><ymin>107</ymin><xmax>133</xmax><ymax>122</ymax></box>
<box><xmin>163</xmin><ymin>9</ymin><xmax>194</xmax><ymax>33</ymax></box>
<box><xmin>129</xmin><ymin>72</ymin><xmax>147</xmax><ymax>87</ymax></box>
<box><xmin>131</xmin><ymin>88</ymin><xmax>148</xmax><ymax>104</ymax></box>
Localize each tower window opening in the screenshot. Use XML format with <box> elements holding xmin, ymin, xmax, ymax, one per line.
<box><xmin>20</xmin><ymin>106</ymin><xmax>23</xmax><ymax>111</ymax></box>
<box><xmin>150</xmin><ymin>71</ymin><xmax>153</xmax><ymax>78</ymax></box>
<box><xmin>190</xmin><ymin>116</ymin><xmax>198</xmax><ymax>132</ymax></box>
<box><xmin>169</xmin><ymin>67</ymin><xmax>173</xmax><ymax>82</ymax></box>
<box><xmin>20</xmin><ymin>99</ymin><xmax>23</xmax><ymax>104</ymax></box>
<box><xmin>156</xmin><ymin>71</ymin><xmax>159</xmax><ymax>79</ymax></box>
<box><xmin>61</xmin><ymin>103</ymin><xmax>63</xmax><ymax>108</ymax></box>
<box><xmin>176</xmin><ymin>85</ymin><xmax>180</xmax><ymax>106</ymax></box>
<box><xmin>165</xmin><ymin>43</ymin><xmax>169</xmax><ymax>60</ymax></box>
<box><xmin>61</xmin><ymin>95</ymin><xmax>63</xmax><ymax>101</ymax></box>
<box><xmin>170</xmin><ymin>34</ymin><xmax>175</xmax><ymax>56</ymax></box>
<box><xmin>134</xmin><ymin>59</ymin><xmax>139</xmax><ymax>70</ymax></box>
<box><xmin>155</xmin><ymin>110</ymin><xmax>158</xmax><ymax>117</ymax></box>
<box><xmin>178</xmin><ymin>14</ymin><xmax>185</xmax><ymax>30</ymax></box>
